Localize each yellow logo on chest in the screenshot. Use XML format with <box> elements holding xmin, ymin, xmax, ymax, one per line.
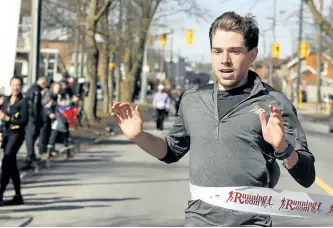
<box><xmin>249</xmin><ymin>106</ymin><xmax>265</xmax><ymax>115</ymax></box>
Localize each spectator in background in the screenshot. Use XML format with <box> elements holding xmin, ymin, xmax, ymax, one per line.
<box><xmin>152</xmin><ymin>84</ymin><xmax>170</xmax><ymax>131</ymax></box>
<box><xmin>24</xmin><ymin>77</ymin><xmax>48</xmax><ymax>170</ymax></box>
<box><xmin>38</xmin><ymin>92</ymin><xmax>57</xmax><ymax>156</ymax></box>
<box><xmin>59</xmin><ymin>80</ymin><xmax>73</xmax><ymax>103</ymax></box>
<box><xmin>47</xmin><ymin>94</ymin><xmax>71</xmax><ymax>159</ymax></box>
<box><xmin>0</xmin><ymin>76</ymin><xmax>28</xmax><ymax>206</ymax></box>
<box><xmin>74</xmin><ymin>79</ymin><xmax>90</xmax><ymax>128</ymax></box>
<box><xmin>174</xmin><ymin>86</ymin><xmax>184</xmax><ymax>115</ymax></box>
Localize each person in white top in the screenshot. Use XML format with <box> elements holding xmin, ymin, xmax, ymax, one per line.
<box><xmin>152</xmin><ymin>84</ymin><xmax>170</xmax><ymax>131</ymax></box>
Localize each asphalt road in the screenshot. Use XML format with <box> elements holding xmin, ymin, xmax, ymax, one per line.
<box><xmin>0</xmin><ymin>115</ymin><xmax>333</xmax><ymax>227</ymax></box>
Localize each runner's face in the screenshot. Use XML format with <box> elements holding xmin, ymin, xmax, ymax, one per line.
<box><xmin>210</xmin><ymin>29</ymin><xmax>258</xmax><ymax>90</ymax></box>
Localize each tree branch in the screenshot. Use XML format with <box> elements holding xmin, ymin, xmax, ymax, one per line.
<box><xmin>94</xmin><ymin>0</ymin><xmax>114</xmax><ymax>22</ymax></box>
<box><xmin>304</xmin><ymin>0</ymin><xmax>333</xmax><ymax>38</ymax></box>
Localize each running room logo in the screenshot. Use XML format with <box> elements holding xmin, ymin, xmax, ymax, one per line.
<box><xmin>224</xmin><ymin>191</ymin><xmax>273</xmax><ymax>208</ymax></box>
<box><xmin>279</xmin><ymin>198</ymin><xmax>322</xmax><ymax>213</ymax></box>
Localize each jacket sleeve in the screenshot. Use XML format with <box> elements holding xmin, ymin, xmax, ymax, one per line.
<box><xmin>10</xmin><ymin>98</ymin><xmax>28</xmax><ymax>126</ymax></box>
<box><xmin>160</xmin><ymin>93</ymin><xmax>190</xmax><ymax>164</ymax></box>
<box><xmin>281</xmin><ymin>99</ymin><xmax>315</xmax><ymax>188</ymax></box>
<box><xmin>26</xmin><ymin>88</ymin><xmax>40</xmax><ymax>119</ymax></box>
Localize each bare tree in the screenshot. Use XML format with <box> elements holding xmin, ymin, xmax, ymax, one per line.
<box><xmin>304</xmin><ymin>0</ymin><xmax>333</xmax><ymax>38</ymax></box>
<box><xmin>83</xmin><ymin>0</ymin><xmax>113</xmax><ymax>120</ymax></box>
<box><xmin>117</xmin><ymin>0</ymin><xmax>210</xmax><ymax>102</ymax></box>
<box><xmin>97</xmin><ymin>1</ymin><xmax>118</xmax><ymax>113</ymax></box>
<box><xmin>116</xmin><ymin>0</ymin><xmax>160</xmax><ymax>102</ymax></box>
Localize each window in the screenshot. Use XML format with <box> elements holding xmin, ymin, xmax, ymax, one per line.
<box><xmin>14</xmin><ymin>62</ymin><xmax>23</xmax><ymax>76</ymax></box>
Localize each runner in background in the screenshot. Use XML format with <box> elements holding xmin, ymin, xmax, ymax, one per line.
<box><xmin>152</xmin><ymin>84</ymin><xmax>170</xmax><ymax>131</ymax></box>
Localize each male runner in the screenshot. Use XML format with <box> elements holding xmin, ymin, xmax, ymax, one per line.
<box><xmin>111</xmin><ymin>11</ymin><xmax>315</xmax><ymax>226</ymax></box>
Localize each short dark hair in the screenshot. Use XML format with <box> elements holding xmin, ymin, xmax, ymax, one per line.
<box><xmin>209</xmin><ymin>11</ymin><xmax>259</xmax><ymax>51</ymax></box>
<box><xmin>10</xmin><ymin>76</ymin><xmax>23</xmax><ymax>86</ymax></box>
<box><xmin>59</xmin><ymin>93</ymin><xmax>67</xmax><ymax>101</ymax></box>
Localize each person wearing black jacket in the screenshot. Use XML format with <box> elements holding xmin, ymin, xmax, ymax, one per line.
<box><xmin>24</xmin><ymin>77</ymin><xmax>47</xmax><ymax>168</ymax></box>
<box><xmin>0</xmin><ymin>76</ymin><xmax>28</xmax><ymax>206</ymax></box>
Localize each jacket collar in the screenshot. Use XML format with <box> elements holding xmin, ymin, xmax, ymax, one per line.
<box><xmin>213</xmin><ymin>70</ymin><xmax>267</xmax><ymax>103</ymax></box>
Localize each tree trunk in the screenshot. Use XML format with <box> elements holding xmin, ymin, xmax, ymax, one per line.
<box><xmin>131</xmin><ymin>52</ymin><xmax>144</xmax><ymax>102</ymax></box>
<box><xmin>120</xmin><ymin>77</ymin><xmax>132</xmax><ymax>102</ymax></box>
<box><xmin>122</xmin><ymin>36</ymin><xmax>145</xmax><ymax>102</ymax></box>
<box><xmin>99</xmin><ymin>12</ymin><xmax>110</xmax><ymax>113</ymax></box>
<box><xmin>84</xmin><ymin>0</ymin><xmax>98</xmax><ymax>121</ymax></box>
<box><xmin>108</xmin><ymin>66</ymin><xmax>114</xmax><ymax>111</ymax></box>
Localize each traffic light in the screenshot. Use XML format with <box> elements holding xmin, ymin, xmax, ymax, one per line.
<box><xmin>300</xmin><ymin>42</ymin><xmax>310</xmax><ymax>58</ymax></box>
<box><xmin>271</xmin><ymin>42</ymin><xmax>280</xmax><ymax>58</ymax></box>
<box><xmin>185</xmin><ymin>29</ymin><xmax>194</xmax><ymax>45</ymax></box>
<box><xmin>148</xmin><ymin>36</ymin><xmax>153</xmax><ymax>46</ymax></box>
<box><xmin>160</xmin><ymin>34</ymin><xmax>167</xmax><ymax>47</ymax></box>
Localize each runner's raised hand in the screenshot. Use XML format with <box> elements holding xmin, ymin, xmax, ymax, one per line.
<box><xmin>111</xmin><ymin>102</ymin><xmax>143</xmax><ymax>140</ymax></box>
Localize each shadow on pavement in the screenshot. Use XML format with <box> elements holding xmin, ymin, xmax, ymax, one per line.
<box><xmin>24</xmin><ymin>197</ymin><xmax>140</xmax><ymax>207</ymax></box>
<box><xmin>98</xmin><ymin>216</ymin><xmax>185</xmax><ymax>227</ymax></box>
<box><xmin>20</xmin><ymin>217</ymin><xmax>33</xmax><ymax>227</ymax></box>
<box><xmin>94</xmin><ymin>139</ymin><xmax>135</xmax><ymax>146</ymax></box>
<box><xmin>56</xmin><ymin>158</ymin><xmax>108</xmax><ymax>164</ymax></box>
<box><xmin>0</xmin><ymin>197</ymin><xmax>139</xmax><ymax>213</ymax></box>
<box><xmin>23</xmin><ymin>178</ymin><xmax>79</xmax><ymax>185</ymax></box>
<box><xmin>22</xmin><ymin>178</ymin><xmax>189</xmax><ymax>189</ymax></box>
<box><xmin>0</xmin><ymin>205</ymin><xmax>85</xmax><ymax>213</ymax></box>
<box><xmin>31</xmin><ymin>172</ymin><xmax>78</xmax><ymax>177</ymax></box>
<box><xmin>22</xmin><ymin>197</ymin><xmax>70</xmax><ymax>201</ymax></box>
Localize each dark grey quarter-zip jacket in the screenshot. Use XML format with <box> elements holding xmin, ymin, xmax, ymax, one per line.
<box><xmin>161</xmin><ymin>70</ymin><xmax>315</xmax><ymax>227</ymax></box>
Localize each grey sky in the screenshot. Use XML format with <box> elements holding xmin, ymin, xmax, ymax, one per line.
<box><xmin>158</xmin><ymin>0</ymin><xmax>330</xmax><ymax>63</ymax></box>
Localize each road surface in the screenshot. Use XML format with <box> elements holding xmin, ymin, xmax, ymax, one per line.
<box><xmin>0</xmin><ymin>115</ymin><xmax>333</xmax><ymax>226</ymax></box>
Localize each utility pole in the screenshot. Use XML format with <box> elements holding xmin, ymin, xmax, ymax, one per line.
<box><xmin>316</xmin><ymin>0</ymin><xmax>324</xmax><ymax>112</ymax></box>
<box><xmin>167</xmin><ymin>32</ymin><xmax>174</xmax><ymax>88</ymax></box>
<box><xmin>295</xmin><ymin>0</ymin><xmax>304</xmax><ymax>108</ymax></box>
<box><xmin>28</xmin><ymin>0</ymin><xmax>42</xmax><ymax>87</ymax></box>
<box><xmin>176</xmin><ymin>48</ymin><xmax>181</xmax><ymax>88</ymax></box>
<box><xmin>268</xmin><ymin>0</ymin><xmax>276</xmax><ymax>86</ymax></box>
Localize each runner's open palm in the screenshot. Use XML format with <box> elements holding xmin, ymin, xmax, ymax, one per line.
<box><xmin>259</xmin><ymin>105</ymin><xmax>286</xmax><ymax>151</ymax></box>
<box><xmin>111</xmin><ymin>102</ymin><xmax>143</xmax><ymax>140</ymax></box>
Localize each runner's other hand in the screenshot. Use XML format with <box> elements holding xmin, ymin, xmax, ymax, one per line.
<box><xmin>111</xmin><ymin>102</ymin><xmax>143</xmax><ymax>140</ymax></box>
<box><xmin>259</xmin><ymin>105</ymin><xmax>287</xmax><ymax>152</ymax></box>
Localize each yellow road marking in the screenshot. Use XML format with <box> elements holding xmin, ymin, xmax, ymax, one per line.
<box><xmin>315</xmin><ymin>176</ymin><xmax>333</xmax><ymax>196</ymax></box>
